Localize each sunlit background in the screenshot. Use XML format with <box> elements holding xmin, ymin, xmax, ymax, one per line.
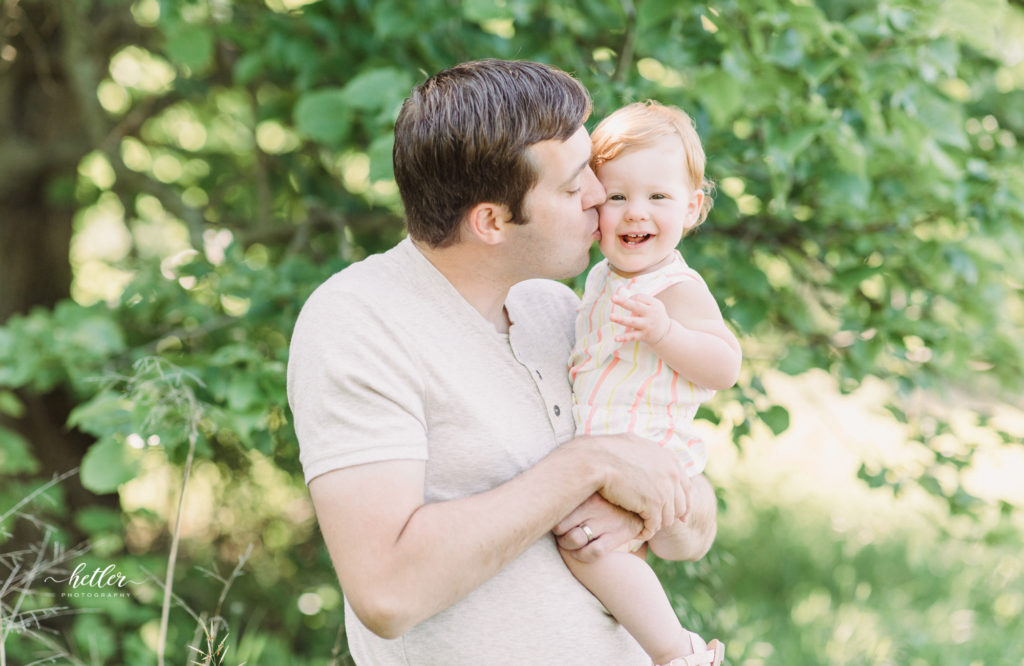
<box><xmin>2</xmin><ymin>0</ymin><xmax>1023</xmax><ymax>663</ymax></box>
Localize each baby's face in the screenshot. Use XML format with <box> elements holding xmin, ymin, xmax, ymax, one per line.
<box><xmin>595</xmin><ymin>141</ymin><xmax>703</xmax><ymax>278</ymax></box>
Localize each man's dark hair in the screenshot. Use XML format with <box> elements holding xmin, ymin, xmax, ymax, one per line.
<box><xmin>393</xmin><ymin>59</ymin><xmax>592</xmax><ymax>248</ymax></box>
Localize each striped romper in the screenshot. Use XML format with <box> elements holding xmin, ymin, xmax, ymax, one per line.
<box><xmin>569</xmin><ymin>251</ymin><xmax>714</xmax><ymax>478</ymax></box>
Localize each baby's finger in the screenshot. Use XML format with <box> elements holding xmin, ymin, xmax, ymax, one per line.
<box><xmin>611</xmin><ymin>295</ymin><xmax>648</xmax><ymax>314</ymax></box>
<box><xmin>609</xmin><ymin>313</ymin><xmax>641</xmax><ymax>328</ymax></box>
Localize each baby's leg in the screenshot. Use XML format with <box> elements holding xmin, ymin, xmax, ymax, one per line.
<box><xmin>561</xmin><ymin>547</ymin><xmax>692</xmax><ymax>665</ymax></box>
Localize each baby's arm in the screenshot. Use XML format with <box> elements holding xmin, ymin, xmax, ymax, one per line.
<box><xmin>610</xmin><ymin>282</ymin><xmax>741</xmax><ymax>390</ymax></box>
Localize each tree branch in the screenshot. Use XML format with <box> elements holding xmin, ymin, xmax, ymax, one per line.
<box><xmin>0</xmin><ymin>137</ymin><xmax>89</xmax><ymax>199</ymax></box>
<box><xmin>58</xmin><ymin>0</ymin><xmax>206</xmax><ymax>250</ymax></box>
<box><xmin>613</xmin><ymin>0</ymin><xmax>637</xmax><ymax>83</ymax></box>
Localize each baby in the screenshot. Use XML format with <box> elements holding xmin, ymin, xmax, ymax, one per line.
<box><xmin>563</xmin><ymin>101</ymin><xmax>741</xmax><ymax>666</ymax></box>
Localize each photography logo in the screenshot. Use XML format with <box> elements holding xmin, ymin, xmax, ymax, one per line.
<box><xmin>45</xmin><ymin>561</ymin><xmax>145</xmax><ymax>599</ymax></box>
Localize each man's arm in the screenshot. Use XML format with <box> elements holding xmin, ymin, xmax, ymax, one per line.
<box><xmin>310</xmin><ymin>433</ymin><xmax>690</xmax><ymax>639</ymax></box>
<box><xmin>554</xmin><ymin>473</ymin><xmax>717</xmax><ymax>562</ymax></box>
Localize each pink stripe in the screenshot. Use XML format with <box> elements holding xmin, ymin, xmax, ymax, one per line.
<box><xmin>626</xmin><ymin>358</ymin><xmax>663</xmax><ymax>432</ymax></box>
<box><xmin>572</xmin><ymin>279</ymin><xmax>611</xmax><ymax>382</ymax></box>
<box><xmin>656</xmin><ymin>372</ymin><xmax>680</xmax><ymax>447</ymax></box>
<box><xmin>571</xmin><ymin>295</ymin><xmax>606</xmax><ymax>382</ymax></box>
<box><xmin>586</xmin><ymin>288</ymin><xmax>602</xmax><ymax>331</ymax></box>
<box><xmin>582</xmin><ymin>357</ymin><xmax>620</xmax><ymax>434</ymax></box>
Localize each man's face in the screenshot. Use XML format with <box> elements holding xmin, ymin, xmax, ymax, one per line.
<box><xmin>505</xmin><ymin>126</ymin><xmax>606</xmax><ymax>281</ymax></box>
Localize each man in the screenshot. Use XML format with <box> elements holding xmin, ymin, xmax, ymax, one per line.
<box><xmin>287</xmin><ymin>59</ymin><xmax>718</xmax><ymax>665</ymax></box>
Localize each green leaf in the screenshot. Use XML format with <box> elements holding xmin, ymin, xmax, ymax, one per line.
<box><xmin>340</xmin><ymin>67</ymin><xmax>414</xmax><ymax>113</ymax></box>
<box><xmin>768</xmin><ymin>28</ymin><xmax>805</xmax><ymax>69</ymax></box>
<box><xmin>822</xmin><ymin>169</ymin><xmax>871</xmax><ymax>210</ymax></box>
<box><xmin>695</xmin><ymin>405</ymin><xmax>720</xmax><ymax>425</ymax></box>
<box><xmin>638</xmin><ymin>0</ymin><xmax>682</xmax><ymax>29</ymax></box>
<box><xmin>67</xmin><ymin>391</ymin><xmax>133</xmax><ymax>438</ymax></box>
<box><xmin>0</xmin><ymin>389</ymin><xmax>24</xmax><ymax>418</ymax></box>
<box><xmin>226</xmin><ymin>375</ymin><xmax>261</xmax><ymax>410</ymax></box>
<box><xmin>779</xmin><ymin>346</ymin><xmax>816</xmax><ymax>376</ymax></box>
<box><xmin>294</xmin><ymin>88</ymin><xmax>352</xmax><ymax>145</ymax></box>
<box><xmin>74</xmin><ymin>506</ymin><xmax>124</xmax><ymax>536</ymax></box>
<box><xmin>915</xmin><ymin>90</ymin><xmax>967</xmax><ymax>149</ymax></box>
<box><xmin>164</xmin><ymin>23</ymin><xmax>215</xmax><ymax>72</ymax></box>
<box><xmin>774</xmin><ymin>125</ymin><xmax>819</xmax><ymax>164</ymax></box>
<box><xmin>0</xmin><ymin>325</ymin><xmax>41</xmax><ymax>388</ymax></box>
<box><xmin>370</xmin><ymin>2</ymin><xmax>420</xmax><ymax>39</ymax></box>
<box><xmin>368</xmin><ymin>134</ymin><xmax>396</xmax><ymax>182</ymax></box>
<box><xmin>71</xmin><ymin>614</ymin><xmax>117</xmax><ymax>662</ymax></box>
<box><xmin>726</xmin><ymin>299</ymin><xmax>768</xmax><ymax>330</ymax></box>
<box><xmin>695</xmin><ymin>69</ymin><xmax>744</xmax><ymax>126</ymax></box>
<box><xmin>463</xmin><ymin>0</ymin><xmax>511</xmax><ymax>22</ymax></box>
<box><xmin>0</xmin><ymin>425</ymin><xmax>40</xmax><ymax>474</ymax></box>
<box><xmin>67</xmin><ymin>315</ymin><xmax>126</xmax><ymax>358</ymax></box>
<box><xmin>234</xmin><ymin>51</ymin><xmax>264</xmax><ymax>85</ymax></box>
<box><xmin>731</xmin><ymin>262</ymin><xmax>771</xmax><ymax>297</ymax></box>
<box><xmin>857</xmin><ymin>463</ymin><xmax>888</xmax><ymax>489</ymax></box>
<box><xmin>803</xmin><ymin>57</ymin><xmax>842</xmax><ymax>86</ymax></box>
<box><xmin>759</xmin><ymin>405</ymin><xmax>791</xmax><ymax>435</ymax></box>
<box><xmin>80</xmin><ymin>437</ymin><xmax>140</xmax><ymax>494</ymax></box>
<box><xmin>918</xmin><ymin>474</ymin><xmax>944</xmax><ymax>498</ymax></box>
<box><xmin>922</xmin><ymin>139</ymin><xmax>962</xmax><ymax>179</ymax></box>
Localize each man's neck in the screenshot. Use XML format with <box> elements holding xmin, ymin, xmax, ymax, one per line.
<box><xmin>413</xmin><ymin>240</ymin><xmax>513</xmax><ymax>334</ymax></box>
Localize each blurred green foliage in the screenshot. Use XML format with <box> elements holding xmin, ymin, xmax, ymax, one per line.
<box><xmin>1</xmin><ymin>0</ymin><xmax>1022</xmax><ymax>663</ymax></box>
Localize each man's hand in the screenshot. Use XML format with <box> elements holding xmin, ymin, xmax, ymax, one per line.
<box><xmin>565</xmin><ymin>433</ymin><xmax>691</xmax><ymax>542</ymax></box>
<box><xmin>647</xmin><ymin>473</ymin><xmax>718</xmax><ymax>561</ymax></box>
<box><xmin>553</xmin><ymin>494</ymin><xmax>643</xmax><ymax>562</ymax></box>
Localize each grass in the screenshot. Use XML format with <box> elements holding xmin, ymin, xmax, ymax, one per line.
<box><xmin>654</xmin><ymin>370</ymin><xmax>1024</xmax><ymax>666</ymax></box>
<box><xmin>680</xmin><ymin>480</ymin><xmax>1024</xmax><ymax>665</ymax></box>
<box><xmin>4</xmin><ymin>366</ymin><xmax>1023</xmax><ymax>664</ymax></box>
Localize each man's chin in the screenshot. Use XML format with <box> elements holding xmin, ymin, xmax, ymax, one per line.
<box><xmin>570</xmin><ymin>253</ymin><xmax>593</xmax><ymax>279</ymax></box>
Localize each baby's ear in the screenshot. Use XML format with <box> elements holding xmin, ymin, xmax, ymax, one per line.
<box><xmin>464</xmin><ymin>202</ymin><xmax>513</xmax><ymax>245</ymax></box>
<box><xmin>683</xmin><ymin>190</ymin><xmax>705</xmax><ymax>230</ymax></box>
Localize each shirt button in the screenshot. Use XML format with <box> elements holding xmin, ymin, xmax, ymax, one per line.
<box><xmin>553</xmin><ymin>405</ymin><xmax>561</xmax><ymax>416</ymax></box>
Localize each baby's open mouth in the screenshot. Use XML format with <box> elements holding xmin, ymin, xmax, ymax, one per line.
<box><xmin>620</xmin><ymin>233</ymin><xmax>652</xmax><ymax>246</ymax></box>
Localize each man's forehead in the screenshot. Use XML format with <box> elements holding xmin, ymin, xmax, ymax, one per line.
<box><xmin>528</xmin><ymin>126</ymin><xmax>591</xmax><ymax>182</ymax></box>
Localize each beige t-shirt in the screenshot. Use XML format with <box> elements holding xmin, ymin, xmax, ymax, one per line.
<box><xmin>287</xmin><ymin>238</ymin><xmax>649</xmax><ymax>665</ymax></box>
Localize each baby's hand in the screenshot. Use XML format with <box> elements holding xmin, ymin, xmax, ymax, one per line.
<box><xmin>610</xmin><ymin>293</ymin><xmax>672</xmax><ymax>346</ymax></box>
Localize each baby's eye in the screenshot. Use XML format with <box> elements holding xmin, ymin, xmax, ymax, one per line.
<box><xmin>608</xmin><ymin>193</ymin><xmax>626</xmax><ymax>201</ymax></box>
<box><xmin>650</xmin><ymin>193</ymin><xmax>667</xmax><ymax>200</ymax></box>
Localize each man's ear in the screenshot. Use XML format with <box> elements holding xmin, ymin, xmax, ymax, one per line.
<box><xmin>465</xmin><ymin>201</ymin><xmax>513</xmax><ymax>245</ymax></box>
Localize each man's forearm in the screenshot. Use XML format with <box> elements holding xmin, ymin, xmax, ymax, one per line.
<box><xmin>313</xmin><ymin>442</ymin><xmax>609</xmax><ymax>639</ymax></box>
<box><xmin>314</xmin><ymin>433</ymin><xmax>692</xmax><ymax>638</ymax></box>
<box><xmin>646</xmin><ymin>474</ymin><xmax>717</xmax><ymax>561</ymax></box>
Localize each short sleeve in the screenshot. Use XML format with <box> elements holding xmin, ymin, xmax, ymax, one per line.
<box><xmin>287</xmin><ymin>277</ymin><xmax>428</xmax><ymax>484</ymax></box>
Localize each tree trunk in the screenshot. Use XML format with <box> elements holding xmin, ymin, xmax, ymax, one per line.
<box><xmin>1</xmin><ymin>0</ymin><xmax>119</xmax><ymax>541</ymax></box>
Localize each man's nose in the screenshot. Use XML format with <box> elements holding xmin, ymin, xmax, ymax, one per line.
<box><xmin>580</xmin><ymin>166</ymin><xmax>605</xmax><ymax>209</ymax></box>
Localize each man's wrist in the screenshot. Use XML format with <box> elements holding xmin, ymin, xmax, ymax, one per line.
<box><xmin>557</xmin><ymin>436</ymin><xmax>610</xmax><ymax>496</ymax></box>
